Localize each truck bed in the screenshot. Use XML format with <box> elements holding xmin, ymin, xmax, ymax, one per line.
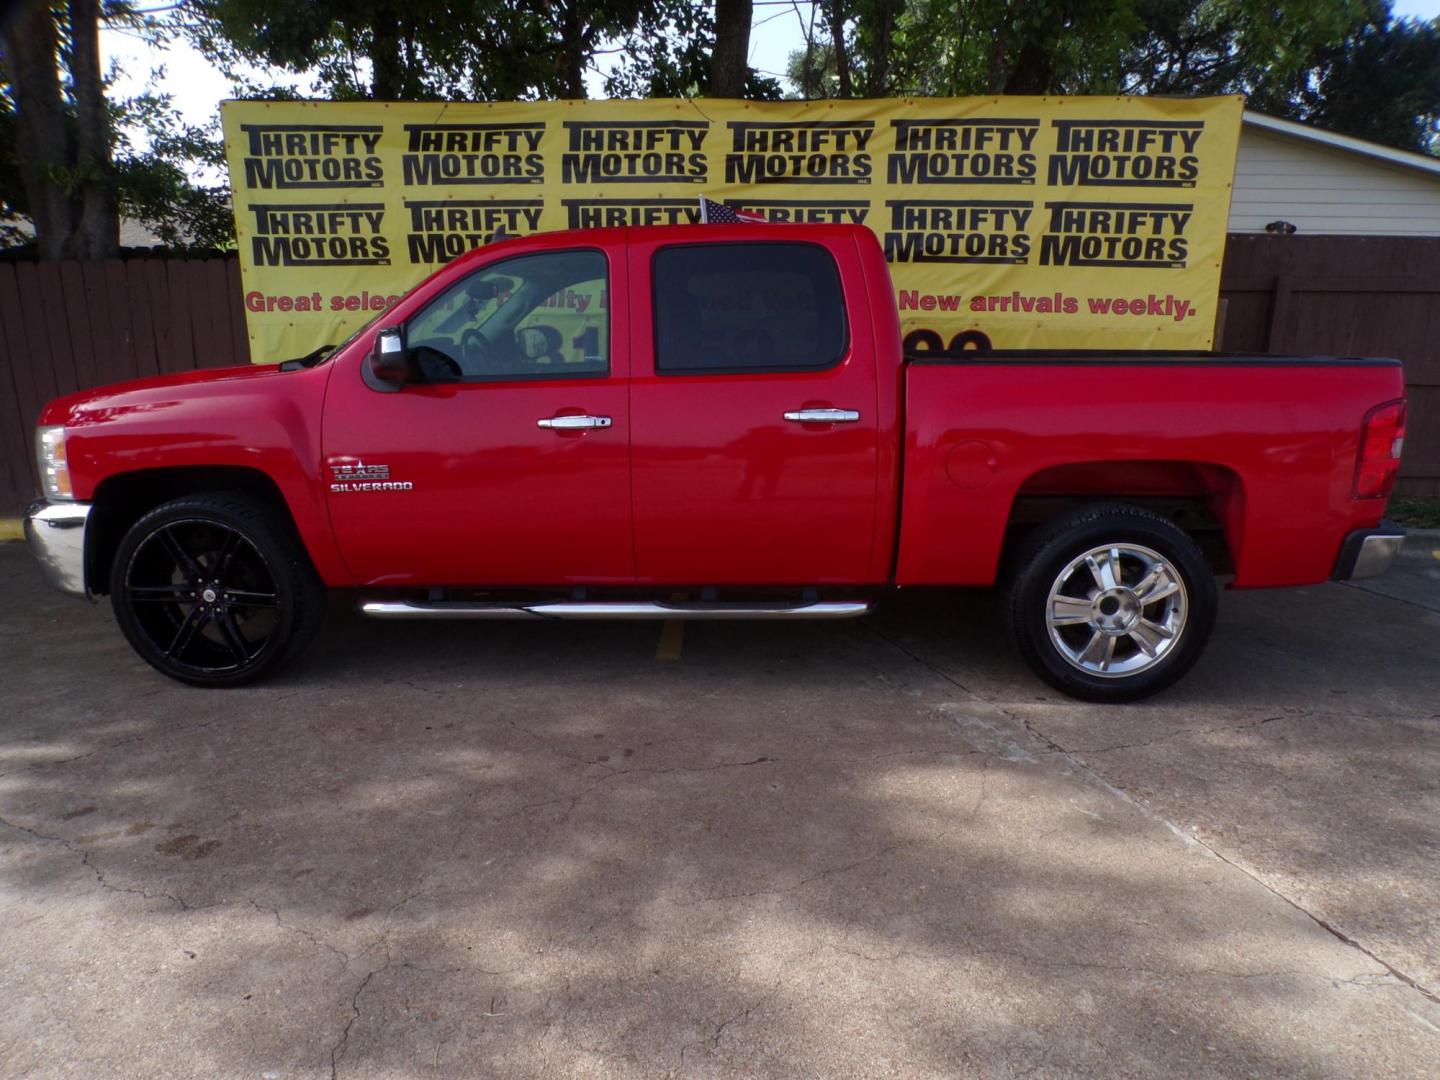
<box><xmin>896</xmin><ymin>352</ymin><xmax>1405</xmax><ymax>588</ymax></box>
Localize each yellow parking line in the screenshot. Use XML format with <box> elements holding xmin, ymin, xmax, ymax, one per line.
<box><xmin>0</xmin><ymin>519</ymin><xmax>23</xmax><ymax>542</ymax></box>
<box><xmin>656</xmin><ymin>592</ymin><xmax>687</xmax><ymax>662</ymax></box>
<box><xmin>656</xmin><ymin>620</ymin><xmax>685</xmax><ymax>662</ymax></box>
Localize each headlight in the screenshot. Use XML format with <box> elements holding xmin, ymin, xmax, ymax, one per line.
<box><xmin>36</xmin><ymin>425</ymin><xmax>73</xmax><ymax>501</ymax></box>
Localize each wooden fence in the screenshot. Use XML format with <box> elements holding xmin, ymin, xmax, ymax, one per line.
<box><xmin>0</xmin><ymin>258</ymin><xmax>251</xmax><ymax>515</ymax></box>
<box><xmin>1218</xmin><ymin>235</ymin><xmax>1440</xmax><ymax>497</ymax></box>
<box><xmin>2</xmin><ymin>237</ymin><xmax>1438</xmax><ymax>517</ymax></box>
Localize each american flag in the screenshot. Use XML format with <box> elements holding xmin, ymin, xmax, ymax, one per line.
<box><xmin>699</xmin><ymin>197</ymin><xmax>767</xmax><ymax>224</ymax></box>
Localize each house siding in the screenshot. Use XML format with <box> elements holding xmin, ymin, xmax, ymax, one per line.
<box><xmin>1230</xmin><ymin>125</ymin><xmax>1440</xmax><ymax>236</ymax></box>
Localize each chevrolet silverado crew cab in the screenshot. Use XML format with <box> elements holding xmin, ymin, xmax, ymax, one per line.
<box><xmin>24</xmin><ymin>223</ymin><xmax>1408</xmax><ymax>701</ymax></box>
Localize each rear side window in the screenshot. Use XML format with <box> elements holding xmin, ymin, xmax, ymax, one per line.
<box><xmin>653</xmin><ymin>243</ymin><xmax>848</xmax><ymax>373</ymax></box>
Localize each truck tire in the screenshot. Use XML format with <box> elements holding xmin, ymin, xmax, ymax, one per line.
<box><xmin>110</xmin><ymin>493</ymin><xmax>326</xmax><ymax>687</ymax></box>
<box><xmin>1004</xmin><ymin>503</ymin><xmax>1217</xmax><ymax>703</ymax></box>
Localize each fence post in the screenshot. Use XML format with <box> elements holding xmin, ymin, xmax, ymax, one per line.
<box><xmin>1265</xmin><ymin>273</ymin><xmax>1292</xmax><ymax>354</ymax></box>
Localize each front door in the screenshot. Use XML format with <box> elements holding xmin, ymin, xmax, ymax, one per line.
<box><xmin>626</xmin><ymin>235</ymin><xmax>881</xmax><ymax>585</ymax></box>
<box><xmin>323</xmin><ymin>246</ymin><xmax>633</xmax><ymax>588</ymax></box>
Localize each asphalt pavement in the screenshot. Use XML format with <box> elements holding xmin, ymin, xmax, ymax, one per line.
<box><xmin>1</xmin><ymin>535</ymin><xmax>1437</xmax><ymax>1078</ymax></box>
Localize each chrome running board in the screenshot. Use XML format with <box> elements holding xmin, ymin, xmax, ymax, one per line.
<box><xmin>360</xmin><ymin>599</ymin><xmax>871</xmax><ymax>621</ymax></box>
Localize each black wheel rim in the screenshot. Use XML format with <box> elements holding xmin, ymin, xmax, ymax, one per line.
<box><xmin>122</xmin><ymin>518</ymin><xmax>283</xmax><ymax>677</ymax></box>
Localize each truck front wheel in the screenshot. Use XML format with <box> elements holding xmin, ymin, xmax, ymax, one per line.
<box><xmin>1005</xmin><ymin>504</ymin><xmax>1217</xmax><ymax>703</ymax></box>
<box><xmin>110</xmin><ymin>493</ymin><xmax>326</xmax><ymax>686</ymax></box>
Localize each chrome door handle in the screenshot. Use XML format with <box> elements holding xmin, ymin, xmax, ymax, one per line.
<box><xmin>784</xmin><ymin>408</ymin><xmax>860</xmax><ymax>424</ymax></box>
<box><xmin>538</xmin><ymin>415</ymin><xmax>612</xmax><ymax>430</ymax></box>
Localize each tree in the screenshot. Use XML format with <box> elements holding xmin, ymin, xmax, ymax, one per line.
<box><xmin>1120</xmin><ymin>0</ymin><xmax>1366</xmax><ymax>99</ymax></box>
<box><xmin>604</xmin><ymin>3</ymin><xmax>713</xmax><ymax>97</ymax></box>
<box><xmin>789</xmin><ymin>0</ymin><xmax>1140</xmax><ymax>98</ymax></box>
<box><xmin>824</xmin><ymin>0</ymin><xmax>852</xmax><ymax>97</ymax></box>
<box><xmin>0</xmin><ymin>1</ymin><xmax>232</xmax><ymax>256</ymax></box>
<box><xmin>186</xmin><ymin>0</ymin><xmax>701</xmax><ymax>102</ymax></box>
<box><xmin>1</xmin><ymin>0</ymin><xmax>118</xmax><ymax>258</ymax></box>
<box><xmin>1297</xmin><ymin>13</ymin><xmax>1440</xmax><ymax>153</ymax></box>
<box><xmin>710</xmin><ymin>0</ymin><xmax>753</xmax><ymax>97</ymax></box>
<box><xmin>853</xmin><ymin>0</ymin><xmax>903</xmax><ymax>96</ymax></box>
<box><xmin>109</xmin><ymin>86</ymin><xmax>235</xmax><ymax>249</ymax></box>
<box><xmin>781</xmin><ymin>0</ymin><xmax>1438</xmax><ymax>156</ymax></box>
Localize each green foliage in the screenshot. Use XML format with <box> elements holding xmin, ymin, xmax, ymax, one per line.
<box><xmin>1122</xmin><ymin>0</ymin><xmax>1368</xmax><ymax>98</ymax></box>
<box><xmin>109</xmin><ymin>86</ymin><xmax>235</xmax><ymax>249</ymax></box>
<box><xmin>785</xmin><ymin>0</ymin><xmax>1440</xmax><ymax>154</ymax></box>
<box><xmin>1386</xmin><ymin>497</ymin><xmax>1440</xmax><ymax>528</ymax></box>
<box><xmin>603</xmin><ymin>3</ymin><xmax>718</xmax><ymax>98</ymax></box>
<box><xmin>0</xmin><ymin>88</ymin><xmax>25</xmax><ymax>248</ymax></box>
<box><xmin>1273</xmin><ymin>9</ymin><xmax>1440</xmax><ymax>153</ymax></box>
<box><xmin>10</xmin><ymin>0</ymin><xmax>1440</xmax><ymax>258</ymax></box>
<box><xmin>597</xmin><ymin>1</ymin><xmax>780</xmax><ymax>99</ymax></box>
<box><xmin>184</xmin><ymin>0</ymin><xmax>742</xmax><ymax>102</ymax></box>
<box><xmin>791</xmin><ymin>0</ymin><xmax>1143</xmax><ymax>97</ymax></box>
<box><xmin>0</xmin><ymin>3</ymin><xmax>234</xmax><ymax>253</ymax></box>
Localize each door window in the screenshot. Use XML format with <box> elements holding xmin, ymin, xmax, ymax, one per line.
<box><xmin>652</xmin><ymin>243</ymin><xmax>849</xmax><ymax>374</ymax></box>
<box><xmin>407</xmin><ymin>249</ymin><xmax>609</xmax><ymax>380</ymax></box>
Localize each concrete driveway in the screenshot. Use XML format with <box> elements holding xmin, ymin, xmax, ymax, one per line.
<box><xmin>1</xmin><ymin>537</ymin><xmax>1437</xmax><ymax>1078</ymax></box>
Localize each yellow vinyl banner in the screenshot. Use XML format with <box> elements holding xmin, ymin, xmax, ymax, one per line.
<box><xmin>221</xmin><ymin>96</ymin><xmax>1243</xmax><ymax>362</ymax></box>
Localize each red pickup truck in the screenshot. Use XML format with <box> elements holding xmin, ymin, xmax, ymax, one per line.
<box><xmin>25</xmin><ymin>223</ymin><xmax>1407</xmax><ymax>701</ymax></box>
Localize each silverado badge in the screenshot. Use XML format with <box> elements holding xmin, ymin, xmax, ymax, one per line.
<box><xmin>328</xmin><ymin>460</ymin><xmax>413</xmax><ymax>492</ymax></box>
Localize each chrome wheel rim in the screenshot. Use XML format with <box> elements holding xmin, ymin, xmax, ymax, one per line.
<box><xmin>1045</xmin><ymin>543</ymin><xmax>1188</xmax><ymax>678</ymax></box>
<box><xmin>122</xmin><ymin>518</ymin><xmax>282</xmax><ymax>676</ymax></box>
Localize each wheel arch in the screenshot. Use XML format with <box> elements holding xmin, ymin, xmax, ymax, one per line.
<box><xmin>87</xmin><ymin>467</ymin><xmax>309</xmax><ymax>595</ymax></box>
<box><xmin>1002</xmin><ymin>459</ymin><xmax>1246</xmax><ymax>578</ymax></box>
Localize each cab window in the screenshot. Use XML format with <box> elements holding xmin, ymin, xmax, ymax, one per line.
<box><xmin>406</xmin><ymin>249</ymin><xmax>609</xmax><ymax>380</ymax></box>
<box><xmin>652</xmin><ymin>243</ymin><xmax>848</xmax><ymax>374</ymax></box>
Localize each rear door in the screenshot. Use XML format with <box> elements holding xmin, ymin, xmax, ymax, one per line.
<box><xmin>626</xmin><ymin>234</ymin><xmax>880</xmax><ymax>585</ymax></box>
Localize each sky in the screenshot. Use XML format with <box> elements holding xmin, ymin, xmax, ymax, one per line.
<box><xmin>101</xmin><ymin>0</ymin><xmax>1440</xmax><ymax>154</ymax></box>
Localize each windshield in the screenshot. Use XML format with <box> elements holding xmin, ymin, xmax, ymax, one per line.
<box><xmin>295</xmin><ymin>264</ymin><xmax>452</xmax><ymax>366</ymax></box>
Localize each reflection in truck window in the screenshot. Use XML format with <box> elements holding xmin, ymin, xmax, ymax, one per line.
<box><xmin>652</xmin><ymin>243</ymin><xmax>848</xmax><ymax>373</ymax></box>
<box><xmin>407</xmin><ymin>249</ymin><xmax>609</xmax><ymax>380</ymax></box>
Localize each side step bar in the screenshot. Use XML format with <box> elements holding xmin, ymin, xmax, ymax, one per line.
<box><xmin>360</xmin><ymin>599</ymin><xmax>872</xmax><ymax>621</ymax></box>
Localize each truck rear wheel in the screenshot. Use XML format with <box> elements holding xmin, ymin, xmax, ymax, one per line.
<box><xmin>1005</xmin><ymin>504</ymin><xmax>1217</xmax><ymax>703</ymax></box>
<box><xmin>110</xmin><ymin>493</ymin><xmax>325</xmax><ymax>686</ymax></box>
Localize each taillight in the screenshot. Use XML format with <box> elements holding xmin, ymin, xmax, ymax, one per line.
<box><xmin>1353</xmin><ymin>399</ymin><xmax>1406</xmax><ymax>499</ymax></box>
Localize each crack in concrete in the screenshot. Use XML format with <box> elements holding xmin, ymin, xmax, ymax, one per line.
<box><xmin>0</xmin><ymin>812</ymin><xmax>201</xmax><ymax>911</ymax></box>
<box><xmin>598</xmin><ymin>756</ymin><xmax>775</xmax><ymax>779</ymax></box>
<box><xmin>389</xmin><ymin>677</ymin><xmax>448</xmax><ymax>697</ymax></box>
<box><xmin>678</xmin><ymin>979</ymin><xmax>782</xmax><ymax>1067</ymax></box>
<box><xmin>0</xmin><ymin>813</ymin><xmax>369</xmax><ymax>971</ymax></box>
<box><xmin>358</xmin><ymin>882</ymin><xmax>435</xmax><ymax>956</ymax></box>
<box><xmin>0</xmin><ymin>692</ymin><xmax>319</xmax><ymax>780</ymax></box>
<box><xmin>859</xmin><ymin>621</ymin><xmax>1440</xmax><ymax>1013</ymax></box>
<box><xmin>0</xmin><ymin>731</ymin><xmax>154</xmax><ymax>779</ymax></box>
<box><xmin>511</xmin><ymin>720</ymin><xmax>779</xmax><ymax>778</ymax></box>
<box><xmin>686</xmin><ymin>842</ymin><xmax>909</xmax><ymax>906</ymax></box>
<box><xmin>1071</xmin><ymin>712</ymin><xmax>1295</xmax><ymax>755</ymax></box>
<box><xmin>969</xmin><ymin>759</ymin><xmax>991</xmax><ymax>820</ymax></box>
<box><xmin>828</xmin><ymin>940</ymin><xmax>1324</xmax><ymax>984</ymax></box>
<box><xmin>1015</xmin><ymin>712</ymin><xmax>1440</xmax><ymax>1009</ymax></box>
<box><xmin>324</xmin><ymin>945</ymin><xmax>519</xmax><ymax>1078</ymax></box>
<box><xmin>242</xmin><ymin>899</ymin><xmax>351</xmax><ymax>966</ymax></box>
<box><xmin>1337</xmin><ymin>579</ymin><xmax>1440</xmax><ymax>616</ymax></box>
<box><xmin>329</xmin><ymin>950</ymin><xmax>393</xmax><ymax>1080</ymax></box>
<box><xmin>493</xmin><ymin>753</ymin><xmax>780</xmax><ymax>830</ymax></box>
<box><xmin>1175</xmin><ymin>830</ymin><xmax>1440</xmax><ymax>1006</ymax></box>
<box><xmin>1022</xmin><ymin>715</ymin><xmax>1440</xmax><ymax>1008</ymax></box>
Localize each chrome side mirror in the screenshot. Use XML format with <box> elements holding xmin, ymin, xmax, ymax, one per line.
<box><xmin>368</xmin><ymin>327</ymin><xmax>408</xmax><ymax>388</ymax></box>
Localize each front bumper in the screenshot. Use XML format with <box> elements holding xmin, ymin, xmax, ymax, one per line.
<box><xmin>1332</xmin><ymin>521</ymin><xmax>1406</xmax><ymax>581</ymax></box>
<box><xmin>24</xmin><ymin>500</ymin><xmax>92</xmax><ymax>597</ymax></box>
